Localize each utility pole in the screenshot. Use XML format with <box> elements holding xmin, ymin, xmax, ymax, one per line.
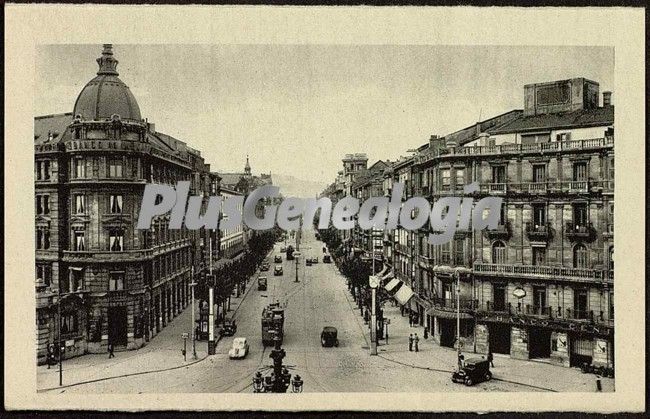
<box><xmin>208</xmin><ymin>230</ymin><xmax>215</xmax><ymax>355</ymax></box>
<box><xmin>190</xmin><ymin>266</ymin><xmax>197</xmax><ymax>359</ymax></box>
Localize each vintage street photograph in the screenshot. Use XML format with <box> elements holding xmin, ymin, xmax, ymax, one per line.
<box><xmin>33</xmin><ymin>43</ymin><xmax>616</xmax><ymax>394</ymax></box>
<box><xmin>5</xmin><ymin>4</ymin><xmax>646</xmax><ymax>414</ymax></box>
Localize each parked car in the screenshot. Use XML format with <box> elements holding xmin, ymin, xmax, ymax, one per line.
<box><xmin>306</xmin><ymin>259</ymin><xmax>312</xmax><ymax>266</ymax></box>
<box><xmin>220</xmin><ymin>319</ymin><xmax>237</xmax><ymax>337</ymax></box>
<box><xmin>320</xmin><ymin>326</ymin><xmax>339</xmax><ymax>347</ymax></box>
<box><xmin>228</xmin><ymin>337</ymin><xmax>250</xmax><ymax>359</ymax></box>
<box><xmin>274</xmin><ymin>255</ymin><xmax>282</xmax><ymax>263</ymax></box>
<box><xmin>451</xmin><ymin>358</ymin><xmax>492</xmax><ymax>386</ymax></box>
<box><xmin>280</xmin><ymin>246</ymin><xmax>286</xmax><ymax>253</ymax></box>
<box><xmin>323</xmin><ymin>255</ymin><xmax>332</xmax><ymax>263</ymax></box>
<box><xmin>274</xmin><ymin>265</ymin><xmax>283</xmax><ymax>276</ymax></box>
<box><xmin>260</xmin><ymin>262</ymin><xmax>270</xmax><ymax>272</ymax></box>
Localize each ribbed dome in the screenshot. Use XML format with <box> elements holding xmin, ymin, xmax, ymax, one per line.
<box><xmin>73</xmin><ymin>44</ymin><xmax>142</xmax><ymax>121</ymax></box>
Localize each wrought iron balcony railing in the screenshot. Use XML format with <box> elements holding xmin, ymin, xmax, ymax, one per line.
<box><xmin>525</xmin><ymin>222</ymin><xmax>551</xmax><ymax>241</ymax></box>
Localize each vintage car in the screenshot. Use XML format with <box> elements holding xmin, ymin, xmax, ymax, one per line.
<box><xmin>274</xmin><ymin>255</ymin><xmax>283</xmax><ymax>263</ymax></box>
<box><xmin>260</xmin><ymin>262</ymin><xmax>270</xmax><ymax>272</ymax></box>
<box><xmin>220</xmin><ymin>319</ymin><xmax>237</xmax><ymax>337</ymax></box>
<box><xmin>306</xmin><ymin>258</ymin><xmax>312</xmax><ymax>266</ymax></box>
<box><xmin>274</xmin><ymin>265</ymin><xmax>283</xmax><ymax>276</ymax></box>
<box><xmin>451</xmin><ymin>358</ymin><xmax>492</xmax><ymax>386</ymax></box>
<box><xmin>280</xmin><ymin>246</ymin><xmax>287</xmax><ymax>253</ymax></box>
<box><xmin>320</xmin><ymin>326</ymin><xmax>339</xmax><ymax>347</ymax></box>
<box><xmin>323</xmin><ymin>255</ymin><xmax>332</xmax><ymax>263</ymax></box>
<box><xmin>258</xmin><ymin>276</ymin><xmax>268</xmax><ymax>291</ymax></box>
<box><xmin>228</xmin><ymin>337</ymin><xmax>250</xmax><ymax>359</ymax></box>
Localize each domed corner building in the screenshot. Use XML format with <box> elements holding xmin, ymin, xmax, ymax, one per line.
<box><xmin>34</xmin><ymin>44</ymin><xmax>217</xmax><ymax>364</ymax></box>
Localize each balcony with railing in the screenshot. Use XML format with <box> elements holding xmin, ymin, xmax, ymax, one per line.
<box><xmin>525</xmin><ymin>222</ymin><xmax>551</xmax><ymax>241</ymax></box>
<box><xmin>415</xmin><ymin>137</ymin><xmax>614</xmax><ymax>165</ymax></box>
<box><xmin>473</xmin><ymin>262</ymin><xmax>611</xmax><ymax>283</ymax></box>
<box><xmin>565</xmin><ymin>221</ymin><xmax>595</xmax><ymax>242</ymax></box>
<box><xmin>484</xmin><ymin>221</ymin><xmax>511</xmax><ymax>240</ymax></box>
<box><xmin>432</xmin><ymin>297</ymin><xmax>477</xmax><ymax>312</ymax></box>
<box><xmin>479</xmin><ymin>183</ymin><xmax>507</xmax><ymax>194</ymax></box>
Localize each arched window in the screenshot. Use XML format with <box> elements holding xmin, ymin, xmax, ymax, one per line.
<box><xmin>608</xmin><ymin>246</ymin><xmax>614</xmax><ymax>271</ymax></box>
<box><xmin>492</xmin><ymin>241</ymin><xmax>506</xmax><ymax>264</ymax></box>
<box><xmin>573</xmin><ymin>244</ymin><xmax>588</xmax><ymax>268</ymax></box>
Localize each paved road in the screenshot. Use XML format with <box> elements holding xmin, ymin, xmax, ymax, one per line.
<box><xmin>48</xmin><ymin>228</ymin><xmax>613</xmax><ymax>393</ymax></box>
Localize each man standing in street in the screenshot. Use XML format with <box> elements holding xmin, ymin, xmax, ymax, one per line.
<box><xmin>414</xmin><ymin>333</ymin><xmax>420</xmax><ymax>352</ymax></box>
<box><xmin>409</xmin><ymin>334</ymin><xmax>413</xmax><ymax>351</ymax></box>
<box><xmin>488</xmin><ymin>350</ymin><xmax>494</xmax><ymax>367</ymax></box>
<box><xmin>108</xmin><ymin>343</ymin><xmax>115</xmax><ymax>359</ymax></box>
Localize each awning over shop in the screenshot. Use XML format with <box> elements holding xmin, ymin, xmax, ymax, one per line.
<box><xmin>383</xmin><ymin>277</ymin><xmax>413</xmax><ymax>306</ymax></box>
<box><xmin>426</xmin><ymin>307</ymin><xmax>473</xmax><ymax>320</ymax></box>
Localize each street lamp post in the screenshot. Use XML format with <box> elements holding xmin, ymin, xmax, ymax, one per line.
<box><xmin>455</xmin><ymin>271</ymin><xmax>461</xmax><ymax>371</ymax></box>
<box><xmin>57</xmin><ymin>289</ymin><xmax>63</xmax><ymax>386</ymax></box>
<box><xmin>294</xmin><ymin>252</ymin><xmax>300</xmax><ymax>283</ymax></box>
<box><xmin>190</xmin><ymin>266</ymin><xmax>197</xmax><ymax>360</ymax></box>
<box><xmin>208</xmin><ymin>230</ymin><xmax>216</xmax><ymax>355</ymax></box>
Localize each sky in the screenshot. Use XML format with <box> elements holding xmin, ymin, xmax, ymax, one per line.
<box><xmin>35</xmin><ymin>44</ymin><xmax>613</xmax><ymax>188</ymax></box>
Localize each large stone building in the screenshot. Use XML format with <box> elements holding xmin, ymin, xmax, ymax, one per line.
<box><xmin>34</xmin><ymin>45</ymin><xmax>262</xmax><ymax>364</ymax></box>
<box><xmin>324</xmin><ymin>77</ymin><xmax>614</xmax><ymax>369</ymax></box>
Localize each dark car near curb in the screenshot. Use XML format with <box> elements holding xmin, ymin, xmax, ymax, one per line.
<box><xmin>274</xmin><ymin>265</ymin><xmax>283</xmax><ymax>276</ymax></box>
<box><xmin>451</xmin><ymin>358</ymin><xmax>492</xmax><ymax>386</ymax></box>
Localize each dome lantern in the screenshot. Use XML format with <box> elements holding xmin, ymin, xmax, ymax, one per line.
<box><xmin>96</xmin><ymin>44</ymin><xmax>119</xmax><ymax>76</ymax></box>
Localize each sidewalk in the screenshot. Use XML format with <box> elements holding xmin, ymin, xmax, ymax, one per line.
<box><xmin>350</xmin><ymin>292</ymin><xmax>614</xmax><ymax>392</ymax></box>
<box><xmin>37</xmin><ymin>275</ymin><xmax>256</xmax><ymax>392</ymax></box>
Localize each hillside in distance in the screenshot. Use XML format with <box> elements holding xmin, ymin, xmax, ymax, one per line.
<box><xmin>272</xmin><ymin>173</ymin><xmax>329</xmax><ymax>199</ymax></box>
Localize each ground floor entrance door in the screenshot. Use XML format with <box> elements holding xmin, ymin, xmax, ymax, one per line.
<box><xmin>108</xmin><ymin>306</ymin><xmax>128</xmax><ymax>347</ymax></box>
<box><xmin>488</xmin><ymin>323</ymin><xmax>511</xmax><ymax>354</ymax></box>
<box><xmin>439</xmin><ymin>318</ymin><xmax>455</xmax><ymax>347</ymax></box>
<box><xmin>570</xmin><ymin>335</ymin><xmax>593</xmax><ymax>367</ymax></box>
<box><xmin>528</xmin><ymin>327</ymin><xmax>552</xmax><ymax>359</ymax></box>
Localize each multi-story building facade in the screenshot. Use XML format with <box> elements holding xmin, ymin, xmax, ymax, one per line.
<box><xmin>35</xmin><ymin>45</ymin><xmax>217</xmax><ymax>364</ymax></box>
<box><xmin>323</xmin><ymin>77</ymin><xmax>615</xmax><ymax>369</ymax></box>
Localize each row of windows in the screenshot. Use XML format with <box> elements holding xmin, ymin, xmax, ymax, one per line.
<box><xmin>487</xmin><ymin>283</ymin><xmax>614</xmax><ymax>320</ymax></box>
<box><xmin>72</xmin><ymin>157</ymin><xmax>126</xmax><ymax>179</ymax></box>
<box><xmin>424</xmin><ymin>158</ymin><xmax>614</xmax><ymax>189</ymax></box>
<box><xmin>489</xmin><ymin>241</ymin><xmax>614</xmax><ymax>269</ymax></box>
<box><xmin>72</xmin><ymin>194</ymin><xmax>123</xmax><ymax>215</ymax></box>
<box><xmin>71</xmin><ymin>229</ymin><xmax>124</xmax><ymax>252</ymax></box>
<box><xmin>153</xmin><ymin>249</ymin><xmax>191</xmax><ymax>281</ymax></box>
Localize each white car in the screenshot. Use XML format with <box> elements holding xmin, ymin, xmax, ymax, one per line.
<box><xmin>228</xmin><ymin>337</ymin><xmax>250</xmax><ymax>359</ymax></box>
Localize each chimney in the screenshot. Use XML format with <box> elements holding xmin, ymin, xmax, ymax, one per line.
<box><xmin>602</xmin><ymin>91</ymin><xmax>612</xmax><ymax>107</ymax></box>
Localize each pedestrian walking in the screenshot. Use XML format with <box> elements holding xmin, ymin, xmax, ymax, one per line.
<box><xmin>458</xmin><ymin>353</ymin><xmax>465</xmax><ymax>368</ymax></box>
<box><xmin>488</xmin><ymin>350</ymin><xmax>494</xmax><ymax>367</ymax></box>
<box><xmin>424</xmin><ymin>327</ymin><xmax>429</xmax><ymax>339</ymax></box>
<box><xmin>408</xmin><ymin>334</ymin><xmax>414</xmax><ymax>351</ymax></box>
<box><xmin>47</xmin><ymin>344</ymin><xmax>55</xmax><ymax>369</ymax></box>
<box><xmin>414</xmin><ymin>333</ymin><xmax>420</xmax><ymax>352</ymax></box>
<box><xmin>108</xmin><ymin>343</ymin><xmax>115</xmax><ymax>359</ymax></box>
